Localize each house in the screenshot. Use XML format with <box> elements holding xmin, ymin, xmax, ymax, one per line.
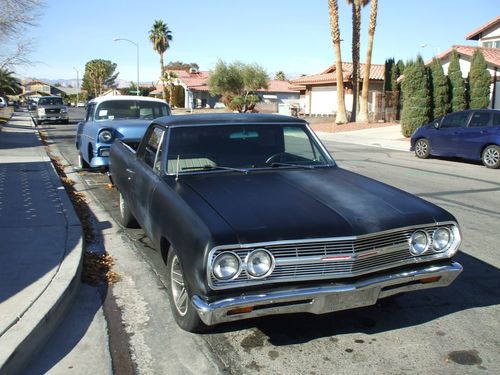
<box><xmin>290</xmin><ymin>63</ymin><xmax>385</xmax><ymax>117</ymax></box>
<box><xmin>256</xmin><ymin>80</ymin><xmax>300</xmax><ymax>114</ymax></box>
<box><xmin>152</xmin><ymin>69</ymin><xmax>300</xmax><ymax>110</ymax></box>
<box><xmin>430</xmin><ymin>16</ymin><xmax>500</xmax><ymax>109</ymax></box>
<box><xmin>21</xmin><ymin>80</ymin><xmax>66</xmax><ymax>99</ymax></box>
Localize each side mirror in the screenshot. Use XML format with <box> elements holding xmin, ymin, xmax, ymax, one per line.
<box><xmin>433</xmin><ymin>122</ymin><xmax>440</xmax><ymax>129</ymax></box>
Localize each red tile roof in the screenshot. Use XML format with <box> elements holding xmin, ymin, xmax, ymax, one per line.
<box><xmin>465</xmin><ymin>16</ymin><xmax>500</xmax><ymax>40</ymax></box>
<box><xmin>290</xmin><ymin>62</ymin><xmax>385</xmax><ymax>85</ymax></box>
<box><xmin>257</xmin><ymin>80</ymin><xmax>300</xmax><ymax>93</ymax></box>
<box><xmin>433</xmin><ymin>45</ymin><xmax>500</xmax><ymax>68</ymax></box>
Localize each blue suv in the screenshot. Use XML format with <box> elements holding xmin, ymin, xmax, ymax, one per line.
<box><xmin>410</xmin><ymin>109</ymin><xmax>500</xmax><ymax>169</ymax></box>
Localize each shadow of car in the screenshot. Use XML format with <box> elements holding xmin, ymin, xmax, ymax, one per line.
<box><xmin>410</xmin><ymin>109</ymin><xmax>500</xmax><ymax>168</ymax></box>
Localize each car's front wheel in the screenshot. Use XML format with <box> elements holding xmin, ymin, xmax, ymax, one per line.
<box><xmin>415</xmin><ymin>138</ymin><xmax>430</xmax><ymax>159</ymax></box>
<box><xmin>481</xmin><ymin>145</ymin><xmax>500</xmax><ymax>169</ymax></box>
<box><xmin>118</xmin><ymin>191</ymin><xmax>138</xmax><ymax>228</ymax></box>
<box><xmin>77</xmin><ymin>153</ymin><xmax>90</xmax><ymax>169</ymax></box>
<box><xmin>166</xmin><ymin>248</ymin><xmax>207</xmax><ymax>333</ymax></box>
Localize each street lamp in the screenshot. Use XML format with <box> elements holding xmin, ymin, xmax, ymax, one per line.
<box><xmin>73</xmin><ymin>67</ymin><xmax>79</xmax><ymax>105</ymax></box>
<box><xmin>113</xmin><ymin>37</ymin><xmax>140</xmax><ymax>96</ymax></box>
<box><xmin>420</xmin><ymin>43</ymin><xmax>441</xmax><ymax>57</ymax></box>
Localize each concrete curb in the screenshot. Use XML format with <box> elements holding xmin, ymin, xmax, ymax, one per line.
<box><xmin>0</xmin><ymin>114</ymin><xmax>84</xmax><ymax>375</ymax></box>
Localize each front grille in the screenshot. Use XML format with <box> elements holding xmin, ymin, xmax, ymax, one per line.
<box><xmin>45</xmin><ymin>108</ymin><xmax>61</xmax><ymax>114</ymax></box>
<box><xmin>209</xmin><ymin>224</ymin><xmax>455</xmax><ymax>289</ymax></box>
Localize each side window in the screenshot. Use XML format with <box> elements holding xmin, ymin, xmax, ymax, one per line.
<box><xmin>441</xmin><ymin>112</ymin><xmax>469</xmax><ymax>128</ymax></box>
<box><xmin>493</xmin><ymin>113</ymin><xmax>500</xmax><ymax>127</ymax></box>
<box><xmin>283</xmin><ymin>126</ymin><xmax>325</xmax><ymax>162</ymax></box>
<box><xmin>85</xmin><ymin>104</ymin><xmax>94</xmax><ymax>122</ymax></box>
<box><xmin>468</xmin><ymin>112</ymin><xmax>491</xmax><ymax>127</ymax></box>
<box><xmin>141</xmin><ymin>127</ymin><xmax>165</xmax><ymax>173</ymax></box>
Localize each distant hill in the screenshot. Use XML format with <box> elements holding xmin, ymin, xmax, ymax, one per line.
<box><xmin>19</xmin><ymin>77</ymin><xmax>134</xmax><ymax>89</ymax></box>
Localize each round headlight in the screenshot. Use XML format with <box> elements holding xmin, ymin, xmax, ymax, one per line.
<box><xmin>432</xmin><ymin>228</ymin><xmax>452</xmax><ymax>252</ymax></box>
<box><xmin>409</xmin><ymin>230</ymin><xmax>429</xmax><ymax>255</ymax></box>
<box><xmin>99</xmin><ymin>129</ymin><xmax>113</xmax><ymax>142</ymax></box>
<box><xmin>212</xmin><ymin>252</ymin><xmax>240</xmax><ymax>280</ymax></box>
<box><xmin>246</xmin><ymin>249</ymin><xmax>274</xmax><ymax>278</ymax></box>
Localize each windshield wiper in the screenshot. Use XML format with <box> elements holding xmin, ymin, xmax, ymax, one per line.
<box><xmin>266</xmin><ymin>162</ymin><xmax>316</xmax><ymax>169</ymax></box>
<box><xmin>181</xmin><ymin>165</ymin><xmax>249</xmax><ymax>173</ymax></box>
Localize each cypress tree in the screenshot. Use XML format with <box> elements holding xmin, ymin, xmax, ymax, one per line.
<box><xmin>430</xmin><ymin>58</ymin><xmax>450</xmax><ymax>118</ymax></box>
<box><xmin>469</xmin><ymin>49</ymin><xmax>491</xmax><ymax>109</ymax></box>
<box><xmin>384</xmin><ymin>58</ymin><xmax>395</xmax><ymax>91</ymax></box>
<box><xmin>401</xmin><ymin>56</ymin><xmax>431</xmax><ymax>137</ymax></box>
<box><xmin>448</xmin><ymin>50</ymin><xmax>467</xmax><ymax>111</ymax></box>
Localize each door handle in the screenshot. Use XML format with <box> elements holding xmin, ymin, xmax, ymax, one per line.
<box><xmin>480</xmin><ymin>130</ymin><xmax>488</xmax><ymax>134</ymax></box>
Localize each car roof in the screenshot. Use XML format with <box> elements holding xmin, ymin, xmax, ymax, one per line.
<box><xmin>153</xmin><ymin>113</ymin><xmax>308</xmax><ymax>127</ymax></box>
<box><xmin>89</xmin><ymin>95</ymin><xmax>168</xmax><ymax>105</ymax></box>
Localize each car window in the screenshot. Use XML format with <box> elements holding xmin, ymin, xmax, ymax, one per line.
<box><xmin>468</xmin><ymin>112</ymin><xmax>491</xmax><ymax>127</ymax></box>
<box><xmin>38</xmin><ymin>97</ymin><xmax>63</xmax><ymax>106</ymax></box>
<box><xmin>94</xmin><ymin>100</ymin><xmax>169</xmax><ymax>121</ymax></box>
<box><xmin>141</xmin><ymin>127</ymin><xmax>165</xmax><ymax>173</ymax></box>
<box><xmin>284</xmin><ymin>126</ymin><xmax>321</xmax><ymax>161</ymax></box>
<box><xmin>85</xmin><ymin>104</ymin><xmax>95</xmax><ymax>122</ymax></box>
<box><xmin>441</xmin><ymin>112</ymin><xmax>469</xmax><ymax>128</ymax></box>
<box><xmin>493</xmin><ymin>113</ymin><xmax>500</xmax><ymax>127</ymax></box>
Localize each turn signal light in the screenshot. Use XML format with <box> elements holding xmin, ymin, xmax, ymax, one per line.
<box><xmin>419</xmin><ymin>276</ymin><xmax>441</xmax><ymax>284</ymax></box>
<box><xmin>227</xmin><ymin>307</ymin><xmax>254</xmax><ymax>315</ymax></box>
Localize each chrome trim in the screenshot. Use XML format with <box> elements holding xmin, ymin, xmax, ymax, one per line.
<box><xmin>194</xmin><ymin>261</ymin><xmax>463</xmax><ymax>326</ymax></box>
<box><xmin>207</xmin><ymin>222</ymin><xmax>461</xmax><ymax>290</ymax></box>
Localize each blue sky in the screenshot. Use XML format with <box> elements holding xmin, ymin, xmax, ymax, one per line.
<box><xmin>15</xmin><ymin>0</ymin><xmax>499</xmax><ymax>83</ymax></box>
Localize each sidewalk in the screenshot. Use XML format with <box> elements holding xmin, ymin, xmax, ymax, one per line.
<box><xmin>0</xmin><ymin>112</ymin><xmax>83</xmax><ymax>374</ymax></box>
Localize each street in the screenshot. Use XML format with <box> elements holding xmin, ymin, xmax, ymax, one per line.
<box><xmin>36</xmin><ymin>109</ymin><xmax>500</xmax><ymax>374</ymax></box>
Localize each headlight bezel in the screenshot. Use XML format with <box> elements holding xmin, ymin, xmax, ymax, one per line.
<box><xmin>245</xmin><ymin>248</ymin><xmax>275</xmax><ymax>279</ymax></box>
<box><xmin>98</xmin><ymin>129</ymin><xmax>113</xmax><ymax>143</ymax></box>
<box><xmin>409</xmin><ymin>230</ymin><xmax>430</xmax><ymax>256</ymax></box>
<box><xmin>212</xmin><ymin>251</ymin><xmax>242</xmax><ymax>281</ymax></box>
<box><xmin>432</xmin><ymin>227</ymin><xmax>453</xmax><ymax>252</ymax></box>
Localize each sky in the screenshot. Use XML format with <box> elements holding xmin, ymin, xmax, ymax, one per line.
<box><xmin>12</xmin><ymin>0</ymin><xmax>500</xmax><ymax>84</ymax></box>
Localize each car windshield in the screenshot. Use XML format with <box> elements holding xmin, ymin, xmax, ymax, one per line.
<box><xmin>94</xmin><ymin>100</ymin><xmax>169</xmax><ymax>121</ymax></box>
<box><xmin>166</xmin><ymin>124</ymin><xmax>333</xmax><ymax>174</ymax></box>
<box><xmin>38</xmin><ymin>97</ymin><xmax>63</xmax><ymax>106</ymax></box>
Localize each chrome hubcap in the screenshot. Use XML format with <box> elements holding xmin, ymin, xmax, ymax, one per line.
<box><xmin>484</xmin><ymin>148</ymin><xmax>500</xmax><ymax>166</ymax></box>
<box><xmin>171</xmin><ymin>255</ymin><xmax>188</xmax><ymax>316</ymax></box>
<box><xmin>416</xmin><ymin>140</ymin><xmax>428</xmax><ymax>157</ymax></box>
<box><xmin>119</xmin><ymin>193</ymin><xmax>125</xmax><ymax>217</ymax></box>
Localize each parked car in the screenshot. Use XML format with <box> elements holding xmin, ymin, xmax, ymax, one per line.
<box><xmin>31</xmin><ymin>96</ymin><xmax>69</xmax><ymax>125</ymax></box>
<box><xmin>109</xmin><ymin>113</ymin><xmax>463</xmax><ymax>333</ymax></box>
<box><xmin>411</xmin><ymin>109</ymin><xmax>500</xmax><ymax>168</ymax></box>
<box><xmin>75</xmin><ymin>95</ymin><xmax>170</xmax><ymax>170</ymax></box>
<box><xmin>0</xmin><ymin>97</ymin><xmax>6</xmax><ymax>108</ymax></box>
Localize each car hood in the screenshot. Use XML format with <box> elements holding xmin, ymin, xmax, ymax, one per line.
<box><xmin>180</xmin><ymin>167</ymin><xmax>454</xmax><ymax>244</ymax></box>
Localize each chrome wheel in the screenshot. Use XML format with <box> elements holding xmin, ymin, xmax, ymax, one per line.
<box><xmin>119</xmin><ymin>192</ymin><xmax>126</xmax><ymax>217</ymax></box>
<box><xmin>415</xmin><ymin>139</ymin><xmax>430</xmax><ymax>159</ymax></box>
<box><xmin>482</xmin><ymin>145</ymin><xmax>500</xmax><ymax>168</ymax></box>
<box><xmin>170</xmin><ymin>254</ymin><xmax>188</xmax><ymax>316</ymax></box>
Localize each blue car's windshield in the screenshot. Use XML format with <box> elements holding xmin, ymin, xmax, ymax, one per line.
<box><xmin>94</xmin><ymin>100</ymin><xmax>169</xmax><ymax>121</ymax></box>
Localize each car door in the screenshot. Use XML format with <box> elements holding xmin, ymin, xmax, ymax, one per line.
<box><xmin>454</xmin><ymin>110</ymin><xmax>492</xmax><ymax>160</ymax></box>
<box><xmin>131</xmin><ymin>125</ymin><xmax>166</xmax><ymax>239</ymax></box>
<box><xmin>431</xmin><ymin>111</ymin><xmax>470</xmax><ymax>156</ymax></box>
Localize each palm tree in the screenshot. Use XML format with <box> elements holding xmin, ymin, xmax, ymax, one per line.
<box><xmin>274</xmin><ymin>71</ymin><xmax>286</xmax><ymax>81</ymax></box>
<box><xmin>163</xmin><ymin>71</ymin><xmax>178</xmax><ymax>106</ymax></box>
<box><xmin>347</xmin><ymin>0</ymin><xmax>369</xmax><ymax>122</ymax></box>
<box><xmin>328</xmin><ymin>0</ymin><xmax>348</xmax><ymax>124</ymax></box>
<box><xmin>0</xmin><ymin>68</ymin><xmax>22</xmax><ymax>96</ymax></box>
<box><xmin>357</xmin><ymin>0</ymin><xmax>378</xmax><ymax>123</ymax></box>
<box><xmin>149</xmin><ymin>20</ymin><xmax>173</xmax><ymax>101</ymax></box>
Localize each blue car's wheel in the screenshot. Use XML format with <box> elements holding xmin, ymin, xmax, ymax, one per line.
<box><xmin>78</xmin><ymin>152</ymin><xmax>90</xmax><ymax>169</ymax></box>
<box><xmin>482</xmin><ymin>145</ymin><xmax>500</xmax><ymax>169</ymax></box>
<box><xmin>415</xmin><ymin>138</ymin><xmax>430</xmax><ymax>159</ymax></box>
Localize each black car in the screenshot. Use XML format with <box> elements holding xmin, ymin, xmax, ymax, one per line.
<box><xmin>109</xmin><ymin>114</ymin><xmax>463</xmax><ymax>332</ymax></box>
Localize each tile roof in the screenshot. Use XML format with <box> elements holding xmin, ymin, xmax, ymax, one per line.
<box><xmin>433</xmin><ymin>45</ymin><xmax>500</xmax><ymax>68</ymax></box>
<box><xmin>290</xmin><ymin>62</ymin><xmax>385</xmax><ymax>85</ymax></box>
<box><xmin>465</xmin><ymin>16</ymin><xmax>500</xmax><ymax>40</ymax></box>
<box><xmin>257</xmin><ymin>80</ymin><xmax>300</xmax><ymax>93</ymax></box>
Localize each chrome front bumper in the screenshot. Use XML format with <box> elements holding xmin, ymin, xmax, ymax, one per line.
<box><xmin>192</xmin><ymin>261</ymin><xmax>462</xmax><ymax>326</ymax></box>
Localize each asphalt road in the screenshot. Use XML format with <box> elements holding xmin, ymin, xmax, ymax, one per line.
<box><xmin>40</xmin><ymin>116</ymin><xmax>500</xmax><ymax>374</ymax></box>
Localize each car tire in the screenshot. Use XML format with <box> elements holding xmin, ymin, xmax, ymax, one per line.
<box><xmin>166</xmin><ymin>248</ymin><xmax>207</xmax><ymax>333</ymax></box>
<box><xmin>35</xmin><ymin>119</ymin><xmax>41</xmax><ymax>126</ymax></box>
<box><xmin>78</xmin><ymin>153</ymin><xmax>90</xmax><ymax>169</ymax></box>
<box><xmin>481</xmin><ymin>145</ymin><xmax>500</xmax><ymax>169</ymax></box>
<box><xmin>63</xmin><ymin>119</ymin><xmax>69</xmax><ymax>124</ymax></box>
<box><xmin>118</xmin><ymin>191</ymin><xmax>138</xmax><ymax>228</ymax></box>
<box><xmin>415</xmin><ymin>138</ymin><xmax>430</xmax><ymax>159</ymax></box>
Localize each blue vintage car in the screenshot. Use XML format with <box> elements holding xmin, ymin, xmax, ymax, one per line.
<box><xmin>75</xmin><ymin>95</ymin><xmax>170</xmax><ymax>170</ymax></box>
<box><xmin>410</xmin><ymin>109</ymin><xmax>500</xmax><ymax>168</ymax></box>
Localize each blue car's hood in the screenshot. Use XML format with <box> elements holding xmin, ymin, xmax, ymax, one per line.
<box><xmin>103</xmin><ymin>119</ymin><xmax>152</xmax><ymax>140</ymax></box>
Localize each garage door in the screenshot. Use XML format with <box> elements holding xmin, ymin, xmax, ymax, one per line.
<box><xmin>310</xmin><ymin>86</ymin><xmax>337</xmax><ymax>115</ymax></box>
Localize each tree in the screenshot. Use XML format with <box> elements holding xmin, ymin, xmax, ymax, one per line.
<box><xmin>149</xmin><ymin>20</ymin><xmax>172</xmax><ymax>101</ymax></box>
<box><xmin>274</xmin><ymin>71</ymin><xmax>286</xmax><ymax>81</ymax></box>
<box><xmin>401</xmin><ymin>56</ymin><xmax>431</xmax><ymax>137</ymax></box>
<box><xmin>163</xmin><ymin>70</ymin><xmax>178</xmax><ymax>106</ymax></box>
<box><xmin>347</xmin><ymin>0</ymin><xmax>370</xmax><ymax>122</ymax></box>
<box><xmin>448</xmin><ymin>50</ymin><xmax>467</xmax><ymax>112</ymax></box>
<box><xmin>328</xmin><ymin>0</ymin><xmax>348</xmax><ymax>124</ymax></box>
<box><xmin>468</xmin><ymin>49</ymin><xmax>491</xmax><ymax>109</ymax></box>
<box><xmin>0</xmin><ymin>68</ymin><xmax>22</xmax><ymax>96</ymax></box>
<box><xmin>429</xmin><ymin>58</ymin><xmax>450</xmax><ymax>118</ymax></box>
<box><xmin>358</xmin><ymin>0</ymin><xmax>378</xmax><ymax>123</ymax></box>
<box><xmin>208</xmin><ymin>60</ymin><xmax>268</xmax><ymax>113</ymax></box>
<box><xmin>82</xmin><ymin>59</ymin><xmax>119</xmax><ymax>98</ymax></box>
<box><xmin>165</xmin><ymin>61</ymin><xmax>199</xmax><ymax>71</ymax></box>
<box><xmin>384</xmin><ymin>58</ymin><xmax>395</xmax><ymax>91</ymax></box>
